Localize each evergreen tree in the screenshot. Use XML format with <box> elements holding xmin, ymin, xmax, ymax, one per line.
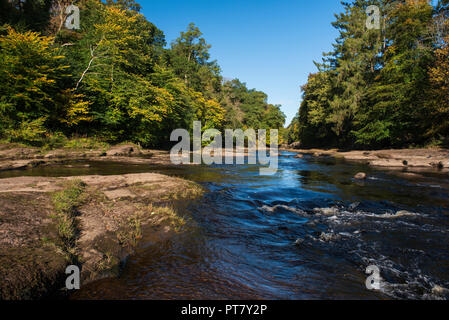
<box><xmin>288</xmin><ymin>0</ymin><xmax>446</xmax><ymax>149</ymax></box>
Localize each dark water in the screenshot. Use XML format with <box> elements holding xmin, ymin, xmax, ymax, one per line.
<box><xmin>4</xmin><ymin>152</ymin><xmax>449</xmax><ymax>299</ymax></box>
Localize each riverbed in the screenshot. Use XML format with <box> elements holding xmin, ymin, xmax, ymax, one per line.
<box><xmin>3</xmin><ymin>152</ymin><xmax>448</xmax><ymax>299</ymax></box>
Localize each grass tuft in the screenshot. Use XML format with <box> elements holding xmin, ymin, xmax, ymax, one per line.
<box><xmin>150</xmin><ymin>205</ymin><xmax>186</xmax><ymax>232</ymax></box>
<box><xmin>50</xmin><ymin>179</ymin><xmax>86</xmax><ymax>261</ymax></box>
<box><xmin>117</xmin><ymin>211</ymin><xmax>143</xmax><ymax>248</ymax></box>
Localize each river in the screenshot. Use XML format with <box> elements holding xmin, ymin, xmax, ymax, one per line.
<box><xmin>2</xmin><ymin>151</ymin><xmax>448</xmax><ymax>299</ymax></box>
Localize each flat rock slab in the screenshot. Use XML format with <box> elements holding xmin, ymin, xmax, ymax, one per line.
<box><xmin>0</xmin><ymin>171</ymin><xmax>203</xmax><ymax>299</ymax></box>
<box><xmin>0</xmin><ymin>192</ymin><xmax>66</xmax><ymax>300</ymax></box>
<box><xmin>0</xmin><ymin>173</ymin><xmax>183</xmax><ymax>193</ymax></box>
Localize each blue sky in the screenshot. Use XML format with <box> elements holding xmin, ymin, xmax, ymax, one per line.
<box><xmin>139</xmin><ymin>0</ymin><xmax>344</xmax><ymax>125</ymax></box>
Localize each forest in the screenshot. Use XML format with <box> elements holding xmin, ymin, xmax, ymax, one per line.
<box><xmin>286</xmin><ymin>0</ymin><xmax>449</xmax><ymax>149</ymax></box>
<box><xmin>0</xmin><ymin>0</ymin><xmax>286</xmax><ymax>148</ymax></box>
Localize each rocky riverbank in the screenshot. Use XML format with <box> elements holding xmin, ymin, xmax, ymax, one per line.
<box><xmin>281</xmin><ymin>147</ymin><xmax>449</xmax><ymax>173</ymax></box>
<box><xmin>0</xmin><ymin>143</ymin><xmax>179</xmax><ymax>172</ymax></box>
<box><xmin>0</xmin><ymin>142</ymin><xmax>204</xmax><ymax>300</ymax></box>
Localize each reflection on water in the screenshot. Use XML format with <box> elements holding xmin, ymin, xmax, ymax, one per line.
<box><xmin>3</xmin><ymin>153</ymin><xmax>449</xmax><ymax>299</ymax></box>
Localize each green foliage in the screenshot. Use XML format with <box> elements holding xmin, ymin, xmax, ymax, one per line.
<box><xmin>51</xmin><ymin>179</ymin><xmax>86</xmax><ymax>255</ymax></box>
<box><xmin>427</xmin><ymin>2</ymin><xmax>449</xmax><ymax>143</ymax></box>
<box><xmin>168</xmin><ymin>22</ymin><xmax>220</xmax><ymax>92</ymax></box>
<box><xmin>5</xmin><ymin>117</ymin><xmax>48</xmax><ymax>145</ymax></box>
<box><xmin>219</xmin><ymin>79</ymin><xmax>285</xmax><ymax>131</ymax></box>
<box><xmin>52</xmin><ymin>179</ymin><xmax>86</xmax><ymax>215</ymax></box>
<box><xmin>0</xmin><ymin>0</ymin><xmax>52</xmax><ymax>32</ymax></box>
<box><xmin>287</xmin><ymin>0</ymin><xmax>448</xmax><ymax>149</ymax></box>
<box><xmin>62</xmin><ymin>136</ymin><xmax>109</xmax><ymax>150</ymax></box>
<box><xmin>0</xmin><ymin>0</ymin><xmax>284</xmax><ymax>148</ymax></box>
<box><xmin>0</xmin><ymin>26</ymin><xmax>70</xmax><ymax>144</ymax></box>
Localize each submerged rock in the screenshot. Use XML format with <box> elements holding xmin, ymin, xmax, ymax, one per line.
<box><xmin>305</xmin><ymin>220</ymin><xmax>317</xmax><ymax>227</ymax></box>
<box><xmin>395</xmin><ymin>210</ymin><xmax>416</xmax><ymax>217</ymax></box>
<box><xmin>349</xmin><ymin>202</ymin><xmax>361</xmax><ymax>211</ymax></box>
<box><xmin>294</xmin><ymin>154</ymin><xmax>304</xmax><ymax>159</ymax></box>
<box><xmin>374</xmin><ymin>210</ymin><xmax>418</xmax><ymax>219</ymax></box>
<box><xmin>313</xmin><ymin>207</ymin><xmax>340</xmax><ymax>216</ymax></box>
<box><xmin>319</xmin><ymin>232</ymin><xmax>341</xmax><ymax>242</ymax></box>
<box><xmin>432</xmin><ymin>285</ymin><xmax>448</xmax><ymax>296</ymax></box>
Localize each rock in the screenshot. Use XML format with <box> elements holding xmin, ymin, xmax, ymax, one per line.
<box><xmin>0</xmin><ymin>160</ymin><xmax>30</xmax><ymax>171</ymax></box>
<box><xmin>0</xmin><ymin>172</ymin><xmax>204</xmax><ymax>299</ymax></box>
<box><xmin>432</xmin><ymin>285</ymin><xmax>448</xmax><ymax>295</ymax></box>
<box><xmin>376</xmin><ymin>153</ymin><xmax>394</xmax><ymax>159</ymax></box>
<box><xmin>289</xmin><ymin>142</ymin><xmax>302</xmax><ymax>149</ymax></box>
<box><xmin>431</xmin><ymin>161</ymin><xmax>444</xmax><ymax>169</ymax></box>
<box><xmin>319</xmin><ymin>232</ymin><xmax>341</xmax><ymax>242</ymax></box>
<box><xmin>313</xmin><ymin>207</ymin><xmax>340</xmax><ymax>216</ymax></box>
<box><xmin>349</xmin><ymin>202</ymin><xmax>361</xmax><ymax>211</ymax></box>
<box><xmin>394</xmin><ymin>210</ymin><xmax>417</xmax><ymax>218</ymax></box>
<box><xmin>354</xmin><ymin>172</ymin><xmax>367</xmax><ymax>180</ymax></box>
<box><xmin>294</xmin><ymin>238</ymin><xmax>305</xmax><ymax>246</ymax></box>
<box><xmin>369</xmin><ymin>159</ymin><xmax>407</xmax><ymax>167</ymax></box>
<box><xmin>312</xmin><ymin>151</ymin><xmax>332</xmax><ymax>157</ymax></box>
<box><xmin>294</xmin><ymin>154</ymin><xmax>304</xmax><ymax>159</ymax></box>
<box><xmin>0</xmin><ymin>147</ymin><xmax>40</xmax><ymax>160</ymax></box>
<box><xmin>106</xmin><ymin>144</ymin><xmax>141</xmax><ymax>157</ymax></box>
<box><xmin>305</xmin><ymin>220</ymin><xmax>317</xmax><ymax>227</ymax></box>
<box><xmin>103</xmin><ymin>188</ymin><xmax>136</xmax><ymax>200</ymax></box>
<box><xmin>0</xmin><ymin>192</ymin><xmax>67</xmax><ymax>299</ymax></box>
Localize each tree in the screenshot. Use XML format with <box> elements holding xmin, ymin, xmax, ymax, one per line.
<box><xmin>428</xmin><ymin>11</ymin><xmax>449</xmax><ymax>142</ymax></box>
<box><xmin>218</xmin><ymin>79</ymin><xmax>285</xmax><ymax>132</ymax></box>
<box><xmin>169</xmin><ymin>23</ymin><xmax>221</xmax><ymax>93</ymax></box>
<box><xmin>289</xmin><ymin>0</ymin><xmax>444</xmax><ymax>149</ymax></box>
<box><xmin>365</xmin><ymin>0</ymin><xmax>434</xmax><ymax>147</ymax></box>
<box><xmin>296</xmin><ymin>72</ymin><xmax>336</xmax><ymax>147</ymax></box>
<box><xmin>0</xmin><ymin>0</ymin><xmax>285</xmax><ymax>147</ymax></box>
<box><xmin>0</xmin><ymin>26</ymin><xmax>74</xmax><ymax>143</ymax></box>
<box><xmin>0</xmin><ymin>0</ymin><xmax>52</xmax><ymax>32</ymax></box>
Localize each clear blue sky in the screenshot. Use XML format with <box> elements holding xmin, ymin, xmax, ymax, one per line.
<box><xmin>139</xmin><ymin>0</ymin><xmax>344</xmax><ymax>125</ymax></box>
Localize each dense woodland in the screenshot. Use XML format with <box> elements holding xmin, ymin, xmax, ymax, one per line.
<box><xmin>287</xmin><ymin>0</ymin><xmax>449</xmax><ymax>149</ymax></box>
<box><xmin>0</xmin><ymin>0</ymin><xmax>286</xmax><ymax>148</ymax></box>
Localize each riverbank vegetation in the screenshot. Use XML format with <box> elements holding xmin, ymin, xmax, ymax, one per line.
<box><xmin>286</xmin><ymin>0</ymin><xmax>449</xmax><ymax>149</ymax></box>
<box><xmin>51</xmin><ymin>179</ymin><xmax>86</xmax><ymax>262</ymax></box>
<box><xmin>0</xmin><ymin>0</ymin><xmax>285</xmax><ymax>149</ymax></box>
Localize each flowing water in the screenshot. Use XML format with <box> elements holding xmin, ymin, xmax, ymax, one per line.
<box><xmin>3</xmin><ymin>152</ymin><xmax>449</xmax><ymax>299</ymax></box>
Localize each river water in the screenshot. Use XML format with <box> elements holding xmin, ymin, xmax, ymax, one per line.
<box><xmin>3</xmin><ymin>152</ymin><xmax>449</xmax><ymax>299</ymax></box>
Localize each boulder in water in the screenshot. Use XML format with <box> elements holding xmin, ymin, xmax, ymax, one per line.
<box><xmin>349</xmin><ymin>202</ymin><xmax>361</xmax><ymax>211</ymax></box>
<box><xmin>354</xmin><ymin>172</ymin><xmax>367</xmax><ymax>180</ymax></box>
<box><xmin>432</xmin><ymin>285</ymin><xmax>448</xmax><ymax>296</ymax></box>
<box><xmin>313</xmin><ymin>207</ymin><xmax>340</xmax><ymax>216</ymax></box>
<box><xmin>319</xmin><ymin>232</ymin><xmax>341</xmax><ymax>242</ymax></box>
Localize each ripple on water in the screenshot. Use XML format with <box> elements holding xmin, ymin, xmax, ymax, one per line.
<box><xmin>11</xmin><ymin>154</ymin><xmax>445</xmax><ymax>300</ymax></box>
